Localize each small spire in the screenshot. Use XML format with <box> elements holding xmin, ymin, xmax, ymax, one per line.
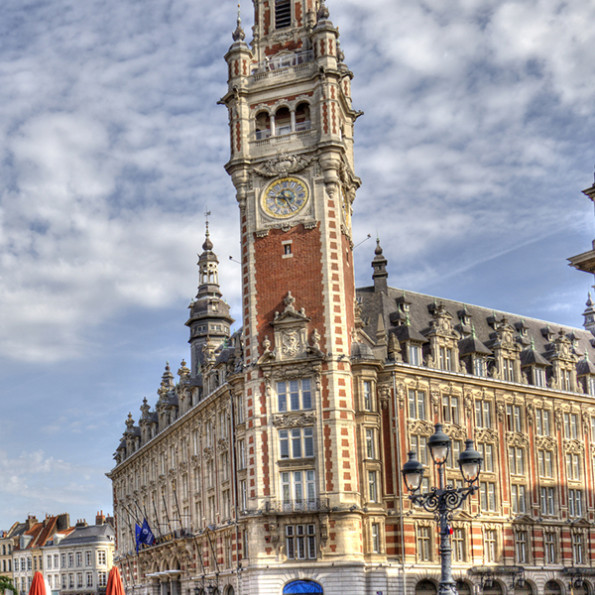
<box><xmin>203</xmin><ymin>210</ymin><xmax>213</xmax><ymax>251</ymax></box>
<box><xmin>317</xmin><ymin>0</ymin><xmax>329</xmax><ymax>21</ymax></box>
<box><xmin>232</xmin><ymin>2</ymin><xmax>246</xmax><ymax>42</ymax></box>
<box><xmin>371</xmin><ymin>237</ymin><xmax>388</xmax><ymax>293</ymax></box>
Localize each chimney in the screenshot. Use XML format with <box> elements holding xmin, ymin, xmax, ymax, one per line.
<box><xmin>95</xmin><ymin>511</ymin><xmax>106</xmax><ymax>526</ymax></box>
<box><xmin>26</xmin><ymin>516</ymin><xmax>38</xmax><ymax>530</ymax></box>
<box><xmin>56</xmin><ymin>514</ymin><xmax>70</xmax><ymax>531</ymax></box>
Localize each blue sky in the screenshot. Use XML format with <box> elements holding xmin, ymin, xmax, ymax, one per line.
<box><xmin>0</xmin><ymin>0</ymin><xmax>594</xmax><ymax>530</ymax></box>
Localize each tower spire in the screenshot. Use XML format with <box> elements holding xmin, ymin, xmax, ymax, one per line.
<box><xmin>232</xmin><ymin>2</ymin><xmax>246</xmax><ymax>42</ymax></box>
<box><xmin>372</xmin><ymin>237</ymin><xmax>388</xmax><ymax>293</ymax></box>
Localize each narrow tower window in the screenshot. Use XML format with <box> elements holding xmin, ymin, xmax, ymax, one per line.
<box><xmin>255</xmin><ymin>111</ymin><xmax>271</xmax><ymax>139</ymax></box>
<box><xmin>275</xmin><ymin>0</ymin><xmax>292</xmax><ymax>29</ymax></box>
<box><xmin>275</xmin><ymin>106</ymin><xmax>292</xmax><ymax>135</ymax></box>
<box><xmin>295</xmin><ymin>102</ymin><xmax>311</xmax><ymax>132</ymax></box>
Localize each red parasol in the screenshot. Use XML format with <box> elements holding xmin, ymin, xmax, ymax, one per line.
<box><xmin>105</xmin><ymin>566</ymin><xmax>126</xmax><ymax>595</ymax></box>
<box><xmin>28</xmin><ymin>572</ymin><xmax>46</xmax><ymax>595</ymax></box>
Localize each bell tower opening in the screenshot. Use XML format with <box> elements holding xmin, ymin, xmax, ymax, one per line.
<box><xmin>275</xmin><ymin>0</ymin><xmax>292</xmax><ymax>29</ymax></box>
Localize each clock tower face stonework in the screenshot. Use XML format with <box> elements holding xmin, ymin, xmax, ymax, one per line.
<box><xmin>221</xmin><ymin>0</ymin><xmax>377</xmax><ymax>587</ymax></box>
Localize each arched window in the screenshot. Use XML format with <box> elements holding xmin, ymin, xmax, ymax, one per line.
<box><xmin>544</xmin><ymin>581</ymin><xmax>562</xmax><ymax>595</ymax></box>
<box><xmin>275</xmin><ymin>107</ymin><xmax>292</xmax><ymax>135</ymax></box>
<box><xmin>295</xmin><ymin>103</ymin><xmax>311</xmax><ymax>132</ymax></box>
<box><xmin>283</xmin><ymin>580</ymin><xmax>323</xmax><ymax>594</ymax></box>
<box><xmin>455</xmin><ymin>582</ymin><xmax>472</xmax><ymax>595</ymax></box>
<box><xmin>255</xmin><ymin>111</ymin><xmax>271</xmax><ymax>140</ymax></box>
<box><xmin>415</xmin><ymin>580</ymin><xmax>436</xmax><ymax>595</ymax></box>
<box><xmin>275</xmin><ymin>0</ymin><xmax>291</xmax><ymax>29</ymax></box>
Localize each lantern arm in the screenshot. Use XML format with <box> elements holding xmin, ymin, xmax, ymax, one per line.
<box><xmin>409</xmin><ymin>484</ymin><xmax>478</xmax><ymax>521</ymax></box>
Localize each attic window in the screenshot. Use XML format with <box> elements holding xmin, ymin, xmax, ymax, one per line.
<box><xmin>275</xmin><ymin>0</ymin><xmax>292</xmax><ymax>29</ymax></box>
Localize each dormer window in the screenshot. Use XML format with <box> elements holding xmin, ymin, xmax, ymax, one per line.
<box><xmin>439</xmin><ymin>346</ymin><xmax>454</xmax><ymax>371</ymax></box>
<box><xmin>408</xmin><ymin>344</ymin><xmax>422</xmax><ymax>366</ymax></box>
<box><xmin>473</xmin><ymin>356</ymin><xmax>486</xmax><ymax>377</ymax></box>
<box><xmin>275</xmin><ymin>0</ymin><xmax>292</xmax><ymax>29</ymax></box>
<box><xmin>588</xmin><ymin>376</ymin><xmax>595</xmax><ymax>396</ymax></box>
<box><xmin>533</xmin><ymin>367</ymin><xmax>547</xmax><ymax>387</ymax></box>
<box><xmin>502</xmin><ymin>357</ymin><xmax>515</xmax><ymax>382</ymax></box>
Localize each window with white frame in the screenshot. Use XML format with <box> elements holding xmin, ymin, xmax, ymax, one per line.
<box><xmin>511</xmin><ymin>484</ymin><xmax>527</xmax><ymax>514</ymax></box>
<box><xmin>540</xmin><ymin>486</ymin><xmax>556</xmax><ymax>516</ymax></box>
<box><xmin>281</xmin><ymin>470</ymin><xmax>316</xmax><ymax>505</ymax></box>
<box><xmin>572</xmin><ymin>532</ymin><xmax>584</xmax><ymax>564</ymax></box>
<box><xmin>452</xmin><ymin>528</ymin><xmax>465</xmax><ymax>562</ymax></box>
<box><xmin>479</xmin><ymin>482</ymin><xmax>497</xmax><ymax>512</ymax></box>
<box><xmin>439</xmin><ymin>346</ymin><xmax>455</xmax><ymax>371</ymax></box>
<box><xmin>97</xmin><ymin>551</ymin><xmax>106</xmax><ymax>566</ymax></box>
<box><xmin>538</xmin><ymin>450</ymin><xmax>554</xmax><ymax>478</ymax></box>
<box><xmin>502</xmin><ymin>357</ymin><xmax>515</xmax><ymax>382</ymax></box>
<box><xmin>277</xmin><ymin>379</ymin><xmax>312</xmax><ymax>412</ymax></box>
<box><xmin>473</xmin><ymin>356</ymin><xmax>486</xmax><ymax>377</ymax></box>
<box><xmin>84</xmin><ymin>551</ymin><xmax>91</xmax><ymax>567</ymax></box>
<box><xmin>363</xmin><ymin>380</ymin><xmax>373</xmax><ymax>411</ymax></box>
<box><xmin>479</xmin><ymin>443</ymin><xmax>494</xmax><ymax>472</ymax></box>
<box><xmin>408</xmin><ymin>344</ymin><xmax>422</xmax><ymax>366</ymax></box>
<box><xmin>279</xmin><ymin>427</ymin><xmax>314</xmax><ymax>459</ymax></box>
<box><xmin>365</xmin><ymin>428</ymin><xmax>376</xmax><ymax>460</ymax></box>
<box><xmin>544</xmin><ymin>531</ymin><xmax>557</xmax><ymax>564</ymax></box>
<box><xmin>535</xmin><ymin>409</ymin><xmax>551</xmax><ymax>436</ymax></box>
<box><xmin>237</xmin><ymin>439</ymin><xmax>246</xmax><ymax>469</ymax></box>
<box><xmin>98</xmin><ymin>572</ymin><xmax>107</xmax><ymax>588</ymax></box>
<box><xmin>368</xmin><ymin>470</ymin><xmax>379</xmax><ymax>502</ymax></box>
<box><xmin>484</xmin><ymin>529</ymin><xmax>497</xmax><ymax>562</ymax></box>
<box><xmin>285</xmin><ymin>524</ymin><xmax>316</xmax><ymax>560</ymax></box>
<box><xmin>566</xmin><ymin>453</ymin><xmax>581</xmax><ymax>481</ymax></box>
<box><xmin>408</xmin><ymin>389</ymin><xmax>426</xmax><ymax>420</ymax></box>
<box><xmin>371</xmin><ymin>522</ymin><xmax>380</xmax><ymax>553</ymax></box>
<box><xmin>447</xmin><ymin>440</ymin><xmax>463</xmax><ymax>469</ymax></box>
<box><xmin>564</xmin><ymin>412</ymin><xmax>579</xmax><ymax>439</ymax></box>
<box><xmin>569</xmin><ymin>489</ymin><xmax>583</xmax><ymax>518</ymax></box>
<box><xmin>506</xmin><ymin>404</ymin><xmax>522</xmax><ymax>432</ymax></box>
<box><xmin>411</xmin><ymin>435</ymin><xmax>428</xmax><ymax>465</ymax></box>
<box><xmin>442</xmin><ymin>394</ymin><xmax>460</xmax><ymax>424</ymax></box>
<box><xmin>561</xmin><ymin>368</ymin><xmax>572</xmax><ymax>391</ymax></box>
<box><xmin>417</xmin><ymin>526</ymin><xmax>432</xmax><ymax>561</ymax></box>
<box><xmin>533</xmin><ymin>367</ymin><xmax>547</xmax><ymax>387</ymax></box>
<box><xmin>509</xmin><ymin>446</ymin><xmax>525</xmax><ymax>475</ymax></box>
<box><xmin>515</xmin><ymin>531</ymin><xmax>529</xmax><ymax>564</ymax></box>
<box><xmin>475</xmin><ymin>400</ymin><xmax>492</xmax><ymax>428</ymax></box>
<box><xmin>239</xmin><ymin>479</ymin><xmax>247</xmax><ymax>510</ymax></box>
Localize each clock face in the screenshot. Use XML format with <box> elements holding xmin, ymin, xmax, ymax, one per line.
<box><xmin>262</xmin><ymin>177</ymin><xmax>309</xmax><ymax>219</ymax></box>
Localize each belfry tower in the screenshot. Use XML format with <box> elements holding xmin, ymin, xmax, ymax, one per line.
<box><xmin>220</xmin><ymin>0</ymin><xmax>378</xmax><ymax>587</ymax></box>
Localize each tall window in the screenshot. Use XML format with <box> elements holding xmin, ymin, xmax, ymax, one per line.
<box><xmin>365</xmin><ymin>428</ymin><xmax>376</xmax><ymax>459</ymax></box>
<box><xmin>239</xmin><ymin>479</ymin><xmax>247</xmax><ymax>510</ymax></box>
<box><xmin>533</xmin><ymin>367</ymin><xmax>547</xmax><ymax>387</ymax></box>
<box><xmin>439</xmin><ymin>346</ymin><xmax>454</xmax><ymax>371</ymax></box>
<box><xmin>544</xmin><ymin>532</ymin><xmax>557</xmax><ymax>564</ymax></box>
<box><xmin>452</xmin><ymin>528</ymin><xmax>465</xmax><ymax>562</ymax></box>
<box><xmin>564</xmin><ymin>412</ymin><xmax>578</xmax><ymax>439</ymax></box>
<box><xmin>484</xmin><ymin>529</ymin><xmax>497</xmax><ymax>562</ymax></box>
<box><xmin>515</xmin><ymin>531</ymin><xmax>528</xmax><ymax>563</ymax></box>
<box><xmin>368</xmin><ymin>471</ymin><xmax>379</xmax><ymax>502</ymax></box>
<box><xmin>475</xmin><ymin>400</ymin><xmax>492</xmax><ymax>428</ymax></box>
<box><xmin>535</xmin><ymin>409</ymin><xmax>551</xmax><ymax>436</ymax></box>
<box><xmin>408</xmin><ymin>344</ymin><xmax>422</xmax><ymax>365</ymax></box>
<box><xmin>285</xmin><ymin>524</ymin><xmax>316</xmax><ymax>560</ymax></box>
<box><xmin>473</xmin><ymin>356</ymin><xmax>486</xmax><ymax>377</ymax></box>
<box><xmin>569</xmin><ymin>489</ymin><xmax>583</xmax><ymax>518</ymax></box>
<box><xmin>237</xmin><ymin>440</ymin><xmax>246</xmax><ymax>469</ymax></box>
<box><xmin>447</xmin><ymin>440</ymin><xmax>463</xmax><ymax>469</ymax></box>
<box><xmin>294</xmin><ymin>103</ymin><xmax>311</xmax><ymax>132</ymax></box>
<box><xmin>411</xmin><ymin>435</ymin><xmax>428</xmax><ymax>465</ymax></box>
<box><xmin>275</xmin><ymin>0</ymin><xmax>291</xmax><ymax>29</ymax></box>
<box><xmin>572</xmin><ymin>532</ymin><xmax>584</xmax><ymax>564</ymax></box>
<box><xmin>281</xmin><ymin>470</ymin><xmax>316</xmax><ymax>505</ymax></box>
<box><xmin>408</xmin><ymin>389</ymin><xmax>426</xmax><ymax>419</ymax></box>
<box><xmin>511</xmin><ymin>484</ymin><xmax>526</xmax><ymax>514</ymax></box>
<box><xmin>561</xmin><ymin>369</ymin><xmax>572</xmax><ymax>391</ymax></box>
<box><xmin>417</xmin><ymin>526</ymin><xmax>432</xmax><ymax>561</ymax></box>
<box><xmin>371</xmin><ymin>523</ymin><xmax>380</xmax><ymax>553</ymax></box>
<box><xmin>442</xmin><ymin>395</ymin><xmax>459</xmax><ymax>424</ymax></box>
<box><xmin>506</xmin><ymin>404</ymin><xmax>522</xmax><ymax>432</ymax></box>
<box><xmin>279</xmin><ymin>427</ymin><xmax>314</xmax><ymax>459</ymax></box>
<box><xmin>538</xmin><ymin>450</ymin><xmax>554</xmax><ymax>478</ymax></box>
<box><xmin>480</xmin><ymin>482</ymin><xmax>497</xmax><ymax>512</ymax></box>
<box><xmin>479</xmin><ymin>443</ymin><xmax>494</xmax><ymax>472</ymax></box>
<box><xmin>277</xmin><ymin>379</ymin><xmax>312</xmax><ymax>412</ymax></box>
<box><xmin>363</xmin><ymin>380</ymin><xmax>373</xmax><ymax>411</ymax></box>
<box><xmin>566</xmin><ymin>453</ymin><xmax>581</xmax><ymax>481</ymax></box>
<box><xmin>502</xmin><ymin>357</ymin><xmax>515</xmax><ymax>382</ymax></box>
<box><xmin>540</xmin><ymin>487</ymin><xmax>556</xmax><ymax>516</ymax></box>
<box><xmin>509</xmin><ymin>447</ymin><xmax>525</xmax><ymax>475</ymax></box>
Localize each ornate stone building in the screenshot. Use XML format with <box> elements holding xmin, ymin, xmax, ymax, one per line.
<box><xmin>109</xmin><ymin>2</ymin><xmax>595</xmax><ymax>594</ymax></box>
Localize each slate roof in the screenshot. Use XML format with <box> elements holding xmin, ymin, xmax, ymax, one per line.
<box><xmin>357</xmin><ymin>285</ymin><xmax>595</xmax><ymax>363</ymax></box>
<box><xmin>57</xmin><ymin>524</ymin><xmax>114</xmax><ymax>547</ymax></box>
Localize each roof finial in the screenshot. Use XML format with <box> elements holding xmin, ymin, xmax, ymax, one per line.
<box><xmin>203</xmin><ymin>210</ymin><xmax>213</xmax><ymax>251</ymax></box>
<box><xmin>232</xmin><ymin>2</ymin><xmax>246</xmax><ymax>41</ymax></box>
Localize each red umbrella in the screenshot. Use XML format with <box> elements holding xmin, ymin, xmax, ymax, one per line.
<box><xmin>105</xmin><ymin>566</ymin><xmax>126</xmax><ymax>595</ymax></box>
<box><xmin>28</xmin><ymin>572</ymin><xmax>46</xmax><ymax>595</ymax></box>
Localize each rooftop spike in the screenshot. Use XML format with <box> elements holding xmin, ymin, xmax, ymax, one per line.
<box><xmin>232</xmin><ymin>2</ymin><xmax>246</xmax><ymax>42</ymax></box>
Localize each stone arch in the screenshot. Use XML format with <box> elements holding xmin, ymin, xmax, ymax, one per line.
<box><xmin>415</xmin><ymin>579</ymin><xmax>437</xmax><ymax>595</ymax></box>
<box><xmin>544</xmin><ymin>580</ymin><xmax>563</xmax><ymax>595</ymax></box>
<box><xmin>282</xmin><ymin>579</ymin><xmax>323</xmax><ymax>594</ymax></box>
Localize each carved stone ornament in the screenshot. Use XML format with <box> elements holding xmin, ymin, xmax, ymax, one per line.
<box><xmin>564</xmin><ymin>439</ymin><xmax>584</xmax><ymax>454</ymax></box>
<box><xmin>444</xmin><ymin>424</ymin><xmax>467</xmax><ymax>441</ymax></box>
<box><xmin>475</xmin><ymin>428</ymin><xmax>498</xmax><ymax>443</ymax></box>
<box><xmin>407</xmin><ymin>419</ymin><xmax>434</xmax><ymax>435</ymax></box>
<box><xmin>253</xmin><ymin>154</ymin><xmax>316</xmax><ymax>178</ymax></box>
<box><xmin>272</xmin><ymin>412</ymin><xmax>316</xmax><ymax>428</ymax></box>
<box><xmin>507</xmin><ymin>433</ymin><xmax>529</xmax><ymax>447</ymax></box>
<box><xmin>271</xmin><ymin>292</ymin><xmax>312</xmax><ymax>361</ymax></box>
<box><xmin>203</xmin><ymin>447</ymin><xmax>213</xmax><ymax>461</ymax></box>
<box><xmin>535</xmin><ymin>436</ymin><xmax>556</xmax><ymax>450</ymax></box>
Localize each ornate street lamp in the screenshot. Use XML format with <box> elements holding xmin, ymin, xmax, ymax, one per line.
<box><xmin>401</xmin><ymin>424</ymin><xmax>483</xmax><ymax>595</ymax></box>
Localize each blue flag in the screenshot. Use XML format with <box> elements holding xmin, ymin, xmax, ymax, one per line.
<box><xmin>134</xmin><ymin>523</ymin><xmax>142</xmax><ymax>554</ymax></box>
<box><xmin>140</xmin><ymin>518</ymin><xmax>155</xmax><ymax>546</ymax></box>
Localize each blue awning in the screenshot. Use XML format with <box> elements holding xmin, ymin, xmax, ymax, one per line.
<box><xmin>283</xmin><ymin>580</ymin><xmax>323</xmax><ymax>594</ymax></box>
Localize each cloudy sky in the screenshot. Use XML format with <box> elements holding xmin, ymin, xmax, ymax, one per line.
<box><xmin>0</xmin><ymin>0</ymin><xmax>594</xmax><ymax>530</ymax></box>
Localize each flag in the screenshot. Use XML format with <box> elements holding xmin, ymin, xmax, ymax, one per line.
<box><xmin>134</xmin><ymin>523</ymin><xmax>142</xmax><ymax>554</ymax></box>
<box><xmin>140</xmin><ymin>519</ymin><xmax>156</xmax><ymax>546</ymax></box>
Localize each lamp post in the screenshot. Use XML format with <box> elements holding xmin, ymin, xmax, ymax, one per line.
<box><xmin>401</xmin><ymin>424</ymin><xmax>483</xmax><ymax>595</ymax></box>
